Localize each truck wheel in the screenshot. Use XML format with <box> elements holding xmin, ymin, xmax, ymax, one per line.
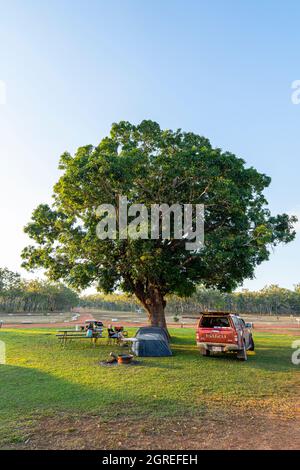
<box><xmin>237</xmin><ymin>342</ymin><xmax>247</xmax><ymax>361</ymax></box>
<box><xmin>201</xmin><ymin>348</ymin><xmax>210</xmax><ymax>356</ymax></box>
<box><xmin>249</xmin><ymin>336</ymin><xmax>255</xmax><ymax>351</ymax></box>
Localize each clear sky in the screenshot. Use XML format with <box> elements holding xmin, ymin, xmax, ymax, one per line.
<box><xmin>0</xmin><ymin>0</ymin><xmax>299</xmax><ymax>291</ymax></box>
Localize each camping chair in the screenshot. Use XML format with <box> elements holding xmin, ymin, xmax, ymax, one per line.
<box><xmin>107</xmin><ymin>329</ymin><xmax>120</xmax><ymax>346</ymax></box>
<box><xmin>114</xmin><ymin>325</ymin><xmax>128</xmax><ymax>337</ymax></box>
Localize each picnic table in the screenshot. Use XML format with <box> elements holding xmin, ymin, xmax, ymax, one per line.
<box><xmin>56</xmin><ymin>329</ymin><xmax>101</xmax><ymax>347</ymax></box>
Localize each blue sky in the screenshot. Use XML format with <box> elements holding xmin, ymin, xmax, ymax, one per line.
<box><xmin>0</xmin><ymin>0</ymin><xmax>299</xmax><ymax>291</ymax></box>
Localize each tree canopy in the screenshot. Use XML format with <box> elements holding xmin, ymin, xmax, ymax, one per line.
<box><xmin>21</xmin><ymin>120</ymin><xmax>297</xmax><ymax>328</ymax></box>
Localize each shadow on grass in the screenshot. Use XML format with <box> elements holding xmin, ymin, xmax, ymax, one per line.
<box><xmin>170</xmin><ymin>335</ymin><xmax>297</xmax><ymax>372</ymax></box>
<box><xmin>0</xmin><ymin>364</ymin><xmax>199</xmax><ymax>421</ymax></box>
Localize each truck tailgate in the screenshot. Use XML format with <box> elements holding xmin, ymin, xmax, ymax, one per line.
<box><xmin>198</xmin><ymin>327</ymin><xmax>236</xmax><ymax>344</ymax></box>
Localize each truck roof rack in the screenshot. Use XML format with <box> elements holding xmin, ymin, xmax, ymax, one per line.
<box><xmin>204</xmin><ymin>311</ymin><xmax>241</xmax><ymax>316</ymax></box>
<box><xmin>183</xmin><ymin>310</ymin><xmax>240</xmax><ymax>319</ymax></box>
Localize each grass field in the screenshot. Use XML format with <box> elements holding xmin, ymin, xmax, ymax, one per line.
<box><xmin>0</xmin><ymin>327</ymin><xmax>299</xmax><ymax>449</ymax></box>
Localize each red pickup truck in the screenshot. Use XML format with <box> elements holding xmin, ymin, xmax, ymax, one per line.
<box><xmin>196</xmin><ymin>312</ymin><xmax>254</xmax><ymax>361</ymax></box>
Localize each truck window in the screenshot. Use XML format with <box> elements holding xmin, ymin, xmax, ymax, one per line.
<box><xmin>200</xmin><ymin>316</ymin><xmax>230</xmax><ymax>328</ymax></box>
<box><xmin>232</xmin><ymin>316</ymin><xmax>241</xmax><ymax>328</ymax></box>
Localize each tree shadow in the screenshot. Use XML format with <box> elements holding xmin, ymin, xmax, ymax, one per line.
<box><xmin>0</xmin><ymin>364</ymin><xmax>196</xmax><ymax>424</ymax></box>
<box><xmin>169</xmin><ymin>336</ymin><xmax>298</xmax><ymax>372</ymax></box>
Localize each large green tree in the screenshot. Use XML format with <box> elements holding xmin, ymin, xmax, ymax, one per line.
<box><xmin>21</xmin><ymin>120</ymin><xmax>297</xmax><ymax>329</ymax></box>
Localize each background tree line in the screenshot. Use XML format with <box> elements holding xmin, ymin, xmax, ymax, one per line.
<box><xmin>79</xmin><ymin>293</ymin><xmax>140</xmax><ymax>312</ymax></box>
<box><xmin>166</xmin><ymin>285</ymin><xmax>300</xmax><ymax>316</ymax></box>
<box><xmin>80</xmin><ymin>285</ymin><xmax>300</xmax><ymax>316</ymax></box>
<box><xmin>0</xmin><ymin>267</ymin><xmax>79</xmax><ymax>312</ymax></box>
<box><xmin>2</xmin><ymin>266</ymin><xmax>300</xmax><ymax>316</ymax></box>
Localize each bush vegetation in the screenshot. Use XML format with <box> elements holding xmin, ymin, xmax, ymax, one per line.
<box><xmin>0</xmin><ymin>268</ymin><xmax>78</xmax><ymax>312</ymax></box>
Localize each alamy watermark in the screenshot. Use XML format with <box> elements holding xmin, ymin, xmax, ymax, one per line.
<box><xmin>0</xmin><ymin>341</ymin><xmax>6</xmax><ymax>364</ymax></box>
<box><xmin>96</xmin><ymin>196</ymin><xmax>204</xmax><ymax>251</ymax></box>
<box><xmin>291</xmin><ymin>340</ymin><xmax>300</xmax><ymax>365</ymax></box>
<box><xmin>291</xmin><ymin>80</ymin><xmax>300</xmax><ymax>104</ymax></box>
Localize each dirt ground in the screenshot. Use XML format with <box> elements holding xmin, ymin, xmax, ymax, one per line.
<box><xmin>2</xmin><ymin>311</ymin><xmax>300</xmax><ymax>335</ymax></box>
<box><xmin>5</xmin><ymin>412</ymin><xmax>300</xmax><ymax>450</ymax></box>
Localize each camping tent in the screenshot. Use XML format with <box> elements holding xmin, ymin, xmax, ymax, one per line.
<box><xmin>132</xmin><ymin>326</ymin><xmax>172</xmax><ymax>357</ymax></box>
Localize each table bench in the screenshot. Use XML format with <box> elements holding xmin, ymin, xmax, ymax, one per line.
<box><xmin>56</xmin><ymin>330</ymin><xmax>101</xmax><ymax>347</ymax></box>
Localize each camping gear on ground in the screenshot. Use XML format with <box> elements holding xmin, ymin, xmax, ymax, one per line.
<box><xmin>107</xmin><ymin>352</ymin><xmax>118</xmax><ymax>363</ymax></box>
<box><xmin>100</xmin><ymin>352</ymin><xmax>135</xmax><ymax>366</ymax></box>
<box><xmin>132</xmin><ymin>326</ymin><xmax>172</xmax><ymax>357</ymax></box>
<box><xmin>117</xmin><ymin>354</ymin><xmax>134</xmax><ymax>364</ymax></box>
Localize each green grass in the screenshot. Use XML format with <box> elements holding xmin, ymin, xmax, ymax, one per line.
<box><xmin>0</xmin><ymin>327</ymin><xmax>299</xmax><ymax>446</ymax></box>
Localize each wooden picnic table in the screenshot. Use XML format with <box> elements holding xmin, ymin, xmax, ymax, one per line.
<box><xmin>57</xmin><ymin>329</ymin><xmax>82</xmax><ymax>333</ymax></box>
<box><xmin>56</xmin><ymin>329</ymin><xmax>101</xmax><ymax>347</ymax></box>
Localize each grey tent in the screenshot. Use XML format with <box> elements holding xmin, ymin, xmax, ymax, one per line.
<box><xmin>132</xmin><ymin>326</ymin><xmax>172</xmax><ymax>357</ymax></box>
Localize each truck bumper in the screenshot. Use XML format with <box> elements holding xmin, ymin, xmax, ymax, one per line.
<box><xmin>197</xmin><ymin>342</ymin><xmax>239</xmax><ymax>352</ymax></box>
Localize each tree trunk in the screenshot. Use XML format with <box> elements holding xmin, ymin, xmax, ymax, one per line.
<box><xmin>135</xmin><ymin>285</ymin><xmax>168</xmax><ymax>332</ymax></box>
<box><xmin>145</xmin><ymin>298</ymin><xmax>167</xmax><ymax>330</ymax></box>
